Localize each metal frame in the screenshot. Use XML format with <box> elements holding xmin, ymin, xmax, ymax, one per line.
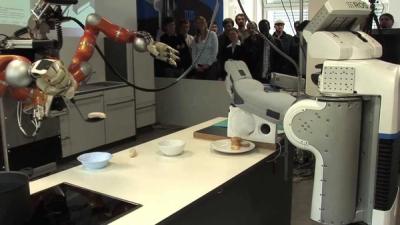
<box><xmin>0</xmin><ymin>98</ymin><xmax>10</xmax><ymax>171</ymax></box>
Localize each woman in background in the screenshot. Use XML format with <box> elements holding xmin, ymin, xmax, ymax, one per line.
<box><xmin>190</xmin><ymin>16</ymin><xmax>219</xmax><ymax>80</ymax></box>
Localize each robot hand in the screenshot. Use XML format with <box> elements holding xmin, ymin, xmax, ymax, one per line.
<box><xmin>147</xmin><ymin>42</ymin><xmax>180</xmax><ymax>67</ymax></box>
<box><xmin>31</xmin><ymin>59</ymin><xmax>77</xmax><ymax>99</ymax></box>
<box><xmin>135</xmin><ymin>31</ymin><xmax>180</xmax><ymax>67</ymax></box>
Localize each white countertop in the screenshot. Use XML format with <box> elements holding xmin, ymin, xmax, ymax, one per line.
<box><xmin>30</xmin><ymin>118</ymin><xmax>276</xmax><ymax>225</ymax></box>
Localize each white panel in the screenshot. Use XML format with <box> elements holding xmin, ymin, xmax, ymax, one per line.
<box><xmin>283</xmin><ymin>99</ymin><xmax>327</xmax><ymax>222</ymax></box>
<box><xmin>319</xmin><ymin>66</ymin><xmax>355</xmax><ymax>94</ymax></box>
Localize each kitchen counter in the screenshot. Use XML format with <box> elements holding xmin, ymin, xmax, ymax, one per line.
<box><xmin>30</xmin><ymin>118</ymin><xmax>287</xmax><ymax>225</ymax></box>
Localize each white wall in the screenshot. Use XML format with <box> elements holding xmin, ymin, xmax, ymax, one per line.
<box><xmin>223</xmin><ymin>0</ymin><xmax>263</xmax><ymax>25</ymax></box>
<box><xmin>389</xmin><ymin>0</ymin><xmax>400</xmax><ymax>28</ymax></box>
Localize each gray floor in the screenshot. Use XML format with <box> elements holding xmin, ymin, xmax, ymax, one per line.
<box><xmin>291</xmin><ymin>179</ymin><xmax>320</xmax><ymax>225</ymax></box>
<box><xmin>54</xmin><ymin>125</ymin><xmax>399</xmax><ymax>225</ymax></box>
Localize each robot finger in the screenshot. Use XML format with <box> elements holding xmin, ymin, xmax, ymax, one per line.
<box><xmin>166</xmin><ymin>57</ymin><xmax>178</xmax><ymax>67</ymax></box>
<box><xmin>155</xmin><ymin>55</ymin><xmax>176</xmax><ymax>67</ymax></box>
<box><xmin>169</xmin><ymin>52</ymin><xmax>180</xmax><ymax>62</ymax></box>
<box><xmin>167</xmin><ymin>47</ymin><xmax>179</xmax><ymax>56</ymax></box>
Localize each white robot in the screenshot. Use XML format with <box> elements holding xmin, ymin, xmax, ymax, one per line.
<box><xmin>225</xmin><ymin>0</ymin><xmax>399</xmax><ymax>224</ymax></box>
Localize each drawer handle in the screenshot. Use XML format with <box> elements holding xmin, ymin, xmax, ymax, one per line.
<box><xmin>106</xmin><ymin>99</ymin><xmax>134</xmax><ymax>106</ymax></box>
<box><xmin>74</xmin><ymin>95</ymin><xmax>103</xmax><ymax>101</ymax></box>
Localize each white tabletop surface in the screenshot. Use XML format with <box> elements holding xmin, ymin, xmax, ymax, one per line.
<box><xmin>29</xmin><ymin>118</ymin><xmax>276</xmax><ymax>225</ymax></box>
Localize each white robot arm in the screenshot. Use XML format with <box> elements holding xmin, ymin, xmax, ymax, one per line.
<box><xmin>225</xmin><ymin>60</ymin><xmax>296</xmax><ymax>144</ymax></box>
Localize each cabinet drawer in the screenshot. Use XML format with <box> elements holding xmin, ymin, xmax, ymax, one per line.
<box><xmin>104</xmin><ymin>87</ymin><xmax>134</xmax><ymax>104</ymax></box>
<box><xmin>65</xmin><ymin>95</ymin><xmax>106</xmax><ymax>156</ymax></box>
<box><xmin>105</xmin><ymin>100</ymin><xmax>136</xmax><ymax>144</ymax></box>
<box><xmin>136</xmin><ymin>105</ymin><xmax>156</xmax><ymax>128</ymax></box>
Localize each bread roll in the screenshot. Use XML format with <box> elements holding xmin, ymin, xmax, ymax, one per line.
<box><xmin>231</xmin><ymin>137</ymin><xmax>242</xmax><ymax>150</ymax></box>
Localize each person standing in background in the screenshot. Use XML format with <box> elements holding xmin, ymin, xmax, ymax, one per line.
<box><xmin>217</xmin><ymin>18</ymin><xmax>235</xmax><ymax>79</ymax></box>
<box><xmin>210</xmin><ymin>22</ymin><xmax>219</xmax><ymax>34</ymax></box>
<box><xmin>272</xmin><ymin>19</ymin><xmax>296</xmax><ymax>75</ymax></box>
<box><xmin>379</xmin><ymin>13</ymin><xmax>395</xmax><ymax>29</ymax></box>
<box><xmin>191</xmin><ymin>16</ymin><xmax>219</xmax><ymax>80</ymax></box>
<box><xmin>273</xmin><ymin>19</ymin><xmax>293</xmax><ymax>54</ymax></box>
<box><xmin>159</xmin><ymin>17</ymin><xmax>192</xmax><ymax>76</ymax></box>
<box><xmin>258</xmin><ymin>19</ymin><xmax>274</xmax><ymax>82</ymax></box>
<box><xmin>220</xmin><ymin>28</ymin><xmax>244</xmax><ymax>80</ymax></box>
<box><xmin>243</xmin><ymin>22</ymin><xmax>265</xmax><ymax>81</ymax></box>
<box><xmin>178</xmin><ymin>19</ymin><xmax>194</xmax><ymax>48</ymax></box>
<box><xmin>235</xmin><ymin>13</ymin><xmax>249</xmax><ymax>41</ymax></box>
<box><xmin>218</xmin><ymin>18</ymin><xmax>235</xmax><ymax>55</ymax></box>
<box><xmin>258</xmin><ymin>19</ymin><xmax>273</xmax><ymax>41</ymax></box>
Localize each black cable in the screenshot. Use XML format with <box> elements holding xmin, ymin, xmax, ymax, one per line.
<box><xmin>14</xmin><ymin>27</ymin><xmax>29</xmax><ymax>38</ymax></box>
<box><xmin>288</xmin><ymin>0</ymin><xmax>296</xmax><ymax>24</ymax></box>
<box><xmin>55</xmin><ymin>18</ymin><xmax>63</xmax><ymax>49</ymax></box>
<box><xmin>70</xmin><ymin>98</ymin><xmax>88</xmax><ymax>121</ymax></box>
<box><xmin>280</xmin><ymin>0</ymin><xmax>296</xmax><ymax>35</ymax></box>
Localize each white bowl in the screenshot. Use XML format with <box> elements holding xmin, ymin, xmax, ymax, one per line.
<box><xmin>158</xmin><ymin>139</ymin><xmax>185</xmax><ymax>156</ymax></box>
<box><xmin>77</xmin><ymin>152</ymin><xmax>112</xmax><ymax>170</ymax></box>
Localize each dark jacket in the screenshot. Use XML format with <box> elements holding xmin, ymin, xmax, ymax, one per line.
<box><xmin>273</xmin><ymin>31</ymin><xmax>293</xmax><ymax>54</ymax></box>
<box><xmin>219</xmin><ymin>41</ymin><xmax>245</xmax><ymax>80</ymax></box>
<box><xmin>160</xmin><ymin>33</ymin><xmax>192</xmax><ymax>69</ymax></box>
<box><xmin>243</xmin><ymin>33</ymin><xmax>265</xmax><ymax>81</ymax></box>
<box><xmin>272</xmin><ymin>31</ymin><xmax>296</xmax><ymax>75</ymax></box>
<box><xmin>217</xmin><ymin>33</ymin><xmax>230</xmax><ymax>61</ymax></box>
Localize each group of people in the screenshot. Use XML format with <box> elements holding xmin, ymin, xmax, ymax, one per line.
<box><xmin>155</xmin><ymin>14</ymin><xmax>302</xmax><ymax>82</ymax></box>
<box><xmin>156</xmin><ymin>12</ymin><xmax>396</xmax><ymax>82</ymax></box>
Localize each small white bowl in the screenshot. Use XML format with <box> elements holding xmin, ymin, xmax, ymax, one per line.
<box><xmin>77</xmin><ymin>152</ymin><xmax>112</xmax><ymax>170</ymax></box>
<box><xmin>158</xmin><ymin>139</ymin><xmax>185</xmax><ymax>156</ymax></box>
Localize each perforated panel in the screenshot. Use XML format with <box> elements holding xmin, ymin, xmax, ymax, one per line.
<box><xmin>319</xmin><ymin>66</ymin><xmax>355</xmax><ymax>94</ymax></box>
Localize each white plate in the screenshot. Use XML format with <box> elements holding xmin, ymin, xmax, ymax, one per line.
<box><xmin>211</xmin><ymin>139</ymin><xmax>255</xmax><ymax>154</ymax></box>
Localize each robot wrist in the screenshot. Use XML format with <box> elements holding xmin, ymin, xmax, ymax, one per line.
<box><xmin>134</xmin><ymin>31</ymin><xmax>154</xmax><ymax>52</ymax></box>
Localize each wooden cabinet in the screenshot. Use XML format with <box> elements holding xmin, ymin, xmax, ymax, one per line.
<box><xmin>60</xmin><ymin>86</ymin><xmax>135</xmax><ymax>158</ymax></box>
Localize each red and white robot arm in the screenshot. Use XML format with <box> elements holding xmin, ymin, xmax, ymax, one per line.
<box><xmin>0</xmin><ymin>10</ymin><xmax>179</xmax><ymax>136</ymax></box>
<box><xmin>69</xmin><ymin>13</ymin><xmax>179</xmax><ymax>85</ymax></box>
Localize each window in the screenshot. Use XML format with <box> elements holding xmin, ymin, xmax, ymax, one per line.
<box><xmin>263</xmin><ymin>0</ymin><xmax>309</xmax><ymax>35</ymax></box>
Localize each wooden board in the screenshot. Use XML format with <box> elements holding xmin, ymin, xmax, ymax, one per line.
<box><xmin>193</xmin><ymin>126</ymin><xmax>279</xmax><ymax>149</ymax></box>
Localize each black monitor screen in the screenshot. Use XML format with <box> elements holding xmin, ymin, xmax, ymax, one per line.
<box><xmin>371</xmin><ymin>29</ymin><xmax>400</xmax><ymax>64</ymax></box>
